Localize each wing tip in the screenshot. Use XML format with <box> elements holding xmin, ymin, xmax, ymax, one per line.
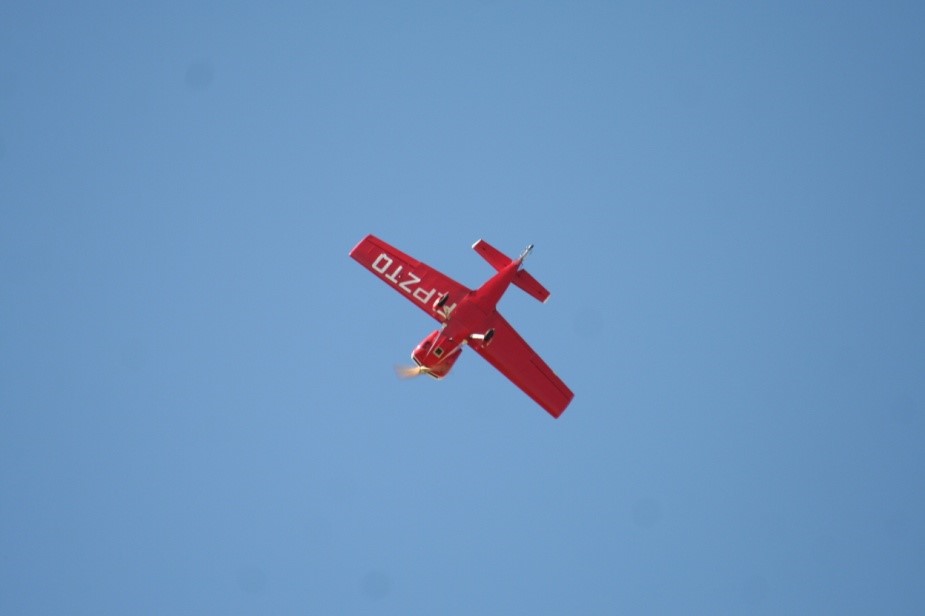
<box><xmin>349</xmin><ymin>233</ymin><xmax>376</xmax><ymax>257</ymax></box>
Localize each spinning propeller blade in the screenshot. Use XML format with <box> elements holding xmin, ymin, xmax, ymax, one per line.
<box><xmin>394</xmin><ymin>364</ymin><xmax>429</xmax><ymax>379</ymax></box>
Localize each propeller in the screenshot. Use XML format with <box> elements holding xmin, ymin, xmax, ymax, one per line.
<box><xmin>394</xmin><ymin>364</ymin><xmax>431</xmax><ymax>379</ymax></box>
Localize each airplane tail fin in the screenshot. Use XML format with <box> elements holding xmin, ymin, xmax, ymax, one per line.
<box><xmin>472</xmin><ymin>239</ymin><xmax>551</xmax><ymax>303</ymax></box>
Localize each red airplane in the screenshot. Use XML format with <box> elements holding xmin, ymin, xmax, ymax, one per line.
<box><xmin>349</xmin><ymin>234</ymin><xmax>574</xmax><ymax>418</ymax></box>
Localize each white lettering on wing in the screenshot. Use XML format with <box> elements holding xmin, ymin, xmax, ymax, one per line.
<box><xmin>373</xmin><ymin>252</ymin><xmax>441</xmax><ymax>307</ymax></box>
<box><xmin>372</xmin><ymin>254</ymin><xmax>392</xmax><ymax>273</ymax></box>
<box><xmin>399</xmin><ymin>273</ymin><xmax>420</xmax><ymax>293</ymax></box>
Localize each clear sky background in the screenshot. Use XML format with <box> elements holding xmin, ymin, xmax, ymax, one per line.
<box><xmin>2</xmin><ymin>2</ymin><xmax>924</xmax><ymax>614</ymax></box>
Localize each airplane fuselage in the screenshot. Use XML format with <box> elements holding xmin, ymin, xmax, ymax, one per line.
<box><xmin>411</xmin><ymin>258</ymin><xmax>522</xmax><ymax>377</ymax></box>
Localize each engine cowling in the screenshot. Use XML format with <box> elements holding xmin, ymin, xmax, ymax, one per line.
<box><xmin>410</xmin><ymin>330</ymin><xmax>463</xmax><ymax>379</ymax></box>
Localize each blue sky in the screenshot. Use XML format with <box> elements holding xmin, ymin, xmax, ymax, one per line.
<box><xmin>2</xmin><ymin>2</ymin><xmax>924</xmax><ymax>614</ymax></box>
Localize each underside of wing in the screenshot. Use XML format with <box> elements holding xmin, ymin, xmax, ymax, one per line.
<box><xmin>472</xmin><ymin>314</ymin><xmax>574</xmax><ymax>418</ymax></box>
<box><xmin>350</xmin><ymin>234</ymin><xmax>471</xmax><ymax>322</ymax></box>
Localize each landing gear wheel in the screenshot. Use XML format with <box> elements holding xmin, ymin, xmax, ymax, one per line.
<box><xmin>483</xmin><ymin>328</ymin><xmax>495</xmax><ymax>345</ymax></box>
<box><xmin>434</xmin><ymin>293</ymin><xmax>449</xmax><ymax>309</ymax></box>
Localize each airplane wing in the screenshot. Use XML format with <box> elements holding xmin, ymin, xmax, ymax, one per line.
<box><xmin>350</xmin><ymin>234</ymin><xmax>471</xmax><ymax>322</ymax></box>
<box><xmin>472</xmin><ymin>313</ymin><xmax>574</xmax><ymax>418</ymax></box>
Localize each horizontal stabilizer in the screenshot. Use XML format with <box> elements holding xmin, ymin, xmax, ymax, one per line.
<box><xmin>472</xmin><ymin>239</ymin><xmax>511</xmax><ymax>271</ymax></box>
<box><xmin>514</xmin><ymin>269</ymin><xmax>550</xmax><ymax>303</ymax></box>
